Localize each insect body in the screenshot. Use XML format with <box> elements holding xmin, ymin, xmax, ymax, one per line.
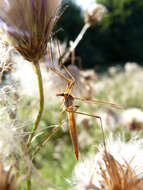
<box><xmin>56</xmin><ymin>92</ymin><xmax>123</xmax><ymax>160</ymax></box>
<box><xmin>57</xmin><ymin>93</ymin><xmax>79</xmax><ymax>160</ymax></box>
<box><xmin>33</xmin><ymin>90</ymin><xmax>123</xmax><ymax>160</ymax></box>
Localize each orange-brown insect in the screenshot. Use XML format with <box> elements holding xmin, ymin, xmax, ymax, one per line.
<box><xmin>56</xmin><ymin>93</ymin><xmax>79</xmax><ymax>159</ymax></box>
<box><xmin>56</xmin><ymin>91</ymin><xmax>123</xmax><ymax>160</ymax></box>
<box><xmin>32</xmin><ymin>40</ymin><xmax>123</xmax><ymax>160</ymax></box>
<box><xmin>43</xmin><ymin>40</ymin><xmax>123</xmax><ymax>160</ymax></box>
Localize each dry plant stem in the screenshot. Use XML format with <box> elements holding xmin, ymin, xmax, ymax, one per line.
<box><xmin>27</xmin><ymin>178</ymin><xmax>31</xmax><ymax>190</ymax></box>
<box><xmin>26</xmin><ymin>62</ymin><xmax>44</xmax><ymax>150</ymax></box>
<box><xmin>61</xmin><ymin>23</ymin><xmax>90</xmax><ymax>64</ymax></box>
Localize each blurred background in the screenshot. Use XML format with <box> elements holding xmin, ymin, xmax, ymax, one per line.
<box><xmin>56</xmin><ymin>0</ymin><xmax>143</xmax><ymax>72</ymax></box>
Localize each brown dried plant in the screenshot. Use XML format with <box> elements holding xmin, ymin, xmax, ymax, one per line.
<box><xmin>0</xmin><ymin>163</ymin><xmax>17</xmax><ymax>190</ymax></box>
<box><xmin>97</xmin><ymin>151</ymin><xmax>143</xmax><ymax>190</ymax></box>
<box><xmin>0</xmin><ymin>0</ymin><xmax>61</xmax><ymax>62</ymax></box>
<box><xmin>71</xmin><ymin>131</ymin><xmax>143</xmax><ymax>190</ymax></box>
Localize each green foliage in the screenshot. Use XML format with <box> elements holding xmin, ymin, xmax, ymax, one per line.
<box><xmin>97</xmin><ymin>0</ymin><xmax>143</xmax><ymax>67</ymax></box>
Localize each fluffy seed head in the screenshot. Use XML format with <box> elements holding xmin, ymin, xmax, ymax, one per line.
<box><xmin>121</xmin><ymin>108</ymin><xmax>143</xmax><ymax>130</ymax></box>
<box><xmin>84</xmin><ymin>4</ymin><xmax>107</xmax><ymax>26</ymax></box>
<box><xmin>0</xmin><ymin>0</ymin><xmax>62</xmax><ymax>62</ymax></box>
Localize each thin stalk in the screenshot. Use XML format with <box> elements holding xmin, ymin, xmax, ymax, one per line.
<box><xmin>26</xmin><ymin>62</ymin><xmax>44</xmax><ymax>149</ymax></box>
<box><xmin>60</xmin><ymin>23</ymin><xmax>90</xmax><ymax>64</ymax></box>
<box><xmin>26</xmin><ymin>62</ymin><xmax>44</xmax><ymax>190</ymax></box>
<box><xmin>27</xmin><ymin>177</ymin><xmax>31</xmax><ymax>190</ymax></box>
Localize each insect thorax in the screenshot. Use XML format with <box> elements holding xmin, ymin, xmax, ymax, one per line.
<box><xmin>64</xmin><ymin>93</ymin><xmax>74</xmax><ymax>108</ymax></box>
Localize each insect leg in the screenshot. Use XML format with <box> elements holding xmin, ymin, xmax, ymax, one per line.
<box><xmin>72</xmin><ymin>111</ymin><xmax>107</xmax><ymax>152</ymax></box>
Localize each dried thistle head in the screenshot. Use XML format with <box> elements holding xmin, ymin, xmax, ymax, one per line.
<box><xmin>0</xmin><ymin>163</ymin><xmax>17</xmax><ymax>190</ymax></box>
<box><xmin>99</xmin><ymin>151</ymin><xmax>143</xmax><ymax>190</ymax></box>
<box><xmin>72</xmin><ymin>137</ymin><xmax>143</xmax><ymax>190</ymax></box>
<box><xmin>0</xmin><ymin>0</ymin><xmax>62</xmax><ymax>62</ymax></box>
<box><xmin>84</xmin><ymin>4</ymin><xmax>107</xmax><ymax>26</ymax></box>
